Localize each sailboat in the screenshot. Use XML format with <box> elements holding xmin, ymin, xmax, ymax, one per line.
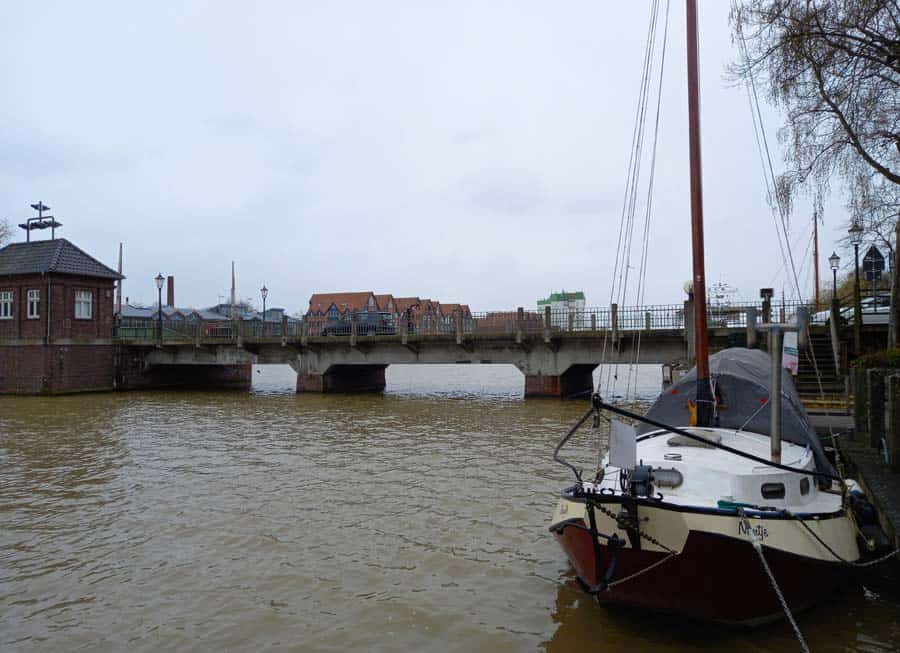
<box><xmin>548</xmin><ymin>0</ymin><xmax>866</xmax><ymax>625</ymax></box>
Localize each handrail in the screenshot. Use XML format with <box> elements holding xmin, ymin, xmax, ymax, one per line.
<box><xmin>113</xmin><ymin>299</ymin><xmax>826</xmax><ymax>341</ymax></box>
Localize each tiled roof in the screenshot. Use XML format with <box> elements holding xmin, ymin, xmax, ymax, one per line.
<box><xmin>440</xmin><ymin>303</ymin><xmax>471</xmax><ymax>317</ymax></box>
<box><xmin>393</xmin><ymin>297</ymin><xmax>421</xmax><ymax>313</ymax></box>
<box><xmin>120</xmin><ymin>304</ymin><xmax>155</xmax><ymax>319</ymax></box>
<box><xmin>374</xmin><ymin>294</ymin><xmax>395</xmax><ymax>311</ymax></box>
<box><xmin>307</xmin><ymin>291</ymin><xmax>375</xmax><ymax>315</ymax></box>
<box><xmin>0</xmin><ymin>238</ymin><xmax>122</xmax><ymax>279</ymax></box>
<box><xmin>196</xmin><ymin>309</ymin><xmax>229</xmax><ymax>321</ymax></box>
<box><xmin>419</xmin><ymin>299</ymin><xmax>440</xmax><ymax>314</ymax></box>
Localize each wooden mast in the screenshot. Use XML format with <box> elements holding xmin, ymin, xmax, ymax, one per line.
<box><xmin>686</xmin><ymin>0</ymin><xmax>713</xmax><ymax>426</ymax></box>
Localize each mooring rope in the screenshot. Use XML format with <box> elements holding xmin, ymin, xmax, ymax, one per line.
<box><xmin>739</xmin><ymin>510</ymin><xmax>811</xmax><ymax>653</ymax></box>
<box><xmin>785</xmin><ymin>510</ymin><xmax>900</xmax><ymax>567</ymax></box>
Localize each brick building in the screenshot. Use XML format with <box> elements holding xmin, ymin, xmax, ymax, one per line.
<box><xmin>0</xmin><ymin>238</ymin><xmax>123</xmax><ymax>394</ymax></box>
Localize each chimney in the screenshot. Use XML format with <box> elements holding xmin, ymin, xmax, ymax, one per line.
<box><xmin>166</xmin><ymin>276</ymin><xmax>175</xmax><ymax>307</ymax></box>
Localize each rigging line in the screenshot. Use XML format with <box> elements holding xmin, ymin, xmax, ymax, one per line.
<box><xmin>618</xmin><ymin>9</ymin><xmax>659</xmax><ymax>308</ymax></box>
<box><xmin>768</xmin><ymin>229</ymin><xmax>814</xmax><ymax>294</ymax></box>
<box><xmin>740</xmin><ymin>46</ymin><xmax>792</xmax><ymax>294</ymax></box>
<box><xmin>612</xmin><ymin>2</ymin><xmax>660</xmax><ymax>386</ymax></box>
<box><xmin>600</xmin><ymin>0</ymin><xmax>661</xmax><ymax>394</ymax></box>
<box><xmin>613</xmin><ymin>2</ymin><xmax>660</xmax><ymax>323</ymax></box>
<box><xmin>737</xmin><ymin>22</ymin><xmax>804</xmax><ymax>301</ymax></box>
<box><xmin>607</xmin><ymin>0</ymin><xmax>661</xmax><ymax>311</ymax></box>
<box><xmin>617</xmin><ymin>1</ymin><xmax>659</xmax><ymax>305</ymax></box>
<box><xmin>794</xmin><ymin>232</ymin><xmax>815</xmax><ymax>292</ymax></box>
<box><xmin>629</xmin><ymin>0</ymin><xmax>671</xmax><ymax>401</ymax></box>
<box><xmin>601</xmin><ymin>33</ymin><xmax>656</xmax><ymax>392</ymax></box>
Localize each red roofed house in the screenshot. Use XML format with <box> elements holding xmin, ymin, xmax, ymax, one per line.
<box><xmin>307</xmin><ymin>291</ymin><xmax>378</xmax><ymax>318</ymax></box>
<box><xmin>417</xmin><ymin>299</ymin><xmax>442</xmax><ymax>333</ymax></box>
<box><xmin>374</xmin><ymin>294</ymin><xmax>395</xmax><ymax>314</ymax></box>
<box><xmin>306</xmin><ymin>291</ymin><xmax>378</xmax><ymax>333</ymax></box>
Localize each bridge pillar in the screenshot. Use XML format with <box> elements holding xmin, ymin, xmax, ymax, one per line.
<box><xmin>523</xmin><ymin>364</ymin><xmax>595</xmax><ymax>399</ymax></box>
<box><xmin>296</xmin><ymin>364</ymin><xmax>387</xmax><ymax>393</ymax></box>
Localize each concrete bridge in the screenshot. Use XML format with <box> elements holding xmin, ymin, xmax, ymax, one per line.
<box><xmin>114</xmin><ymin>302</ymin><xmax>795</xmax><ymax>397</ymax></box>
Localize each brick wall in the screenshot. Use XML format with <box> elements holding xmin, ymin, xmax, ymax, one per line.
<box><xmin>0</xmin><ymin>272</ymin><xmax>117</xmax><ymax>394</ymax></box>
<box><xmin>0</xmin><ymin>345</ymin><xmax>115</xmax><ymax>394</ymax></box>
<box><xmin>0</xmin><ymin>273</ymin><xmax>115</xmax><ymax>341</ymax></box>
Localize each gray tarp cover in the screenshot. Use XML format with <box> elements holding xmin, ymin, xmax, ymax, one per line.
<box><xmin>636</xmin><ymin>347</ymin><xmax>835</xmax><ymax>476</ymax></box>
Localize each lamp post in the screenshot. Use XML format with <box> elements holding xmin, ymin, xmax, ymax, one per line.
<box><xmin>828</xmin><ymin>251</ymin><xmax>842</xmax><ymax>375</ymax></box>
<box><xmin>829</xmin><ymin>250</ymin><xmax>841</xmax><ymax>326</ymax></box>
<box><xmin>260</xmin><ymin>285</ymin><xmax>268</xmax><ymax>336</ymax></box>
<box><xmin>849</xmin><ymin>222</ymin><xmax>864</xmax><ymax>354</ymax></box>
<box><xmin>829</xmin><ymin>251</ymin><xmax>840</xmax><ymax>300</ymax></box>
<box><xmin>155</xmin><ymin>273</ymin><xmax>164</xmax><ymax>345</ymax></box>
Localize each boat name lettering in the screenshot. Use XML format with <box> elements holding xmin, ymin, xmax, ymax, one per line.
<box><xmin>738</xmin><ymin>520</ymin><xmax>768</xmax><ymax>540</ymax></box>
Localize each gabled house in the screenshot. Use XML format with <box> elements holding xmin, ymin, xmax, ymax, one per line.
<box><xmin>439</xmin><ymin>303</ymin><xmax>471</xmax><ymax>318</ymax></box>
<box><xmin>307</xmin><ymin>292</ymin><xmax>378</xmax><ymax>320</ymax></box>
<box><xmin>393</xmin><ymin>296</ymin><xmax>420</xmax><ymax>319</ymax></box>
<box><xmin>417</xmin><ymin>298</ymin><xmax>442</xmax><ymax>331</ymax></box>
<box><xmin>438</xmin><ymin>303</ymin><xmax>473</xmax><ymax>329</ymax></box>
<box><xmin>374</xmin><ymin>294</ymin><xmax>396</xmax><ymax>315</ymax></box>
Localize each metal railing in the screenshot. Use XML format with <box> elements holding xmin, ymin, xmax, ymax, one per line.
<box><xmin>113</xmin><ymin>299</ymin><xmax>824</xmax><ymax>343</ymax></box>
<box><xmin>114</xmin><ymin>317</ymin><xmax>302</xmax><ymax>342</ymax></box>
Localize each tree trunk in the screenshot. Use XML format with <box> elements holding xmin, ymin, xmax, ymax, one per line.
<box><xmin>890</xmin><ymin>215</ymin><xmax>900</xmax><ymax>349</ymax></box>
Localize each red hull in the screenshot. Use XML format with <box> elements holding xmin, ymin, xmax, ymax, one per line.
<box><xmin>554</xmin><ymin>519</ymin><xmax>851</xmax><ymax>625</ymax></box>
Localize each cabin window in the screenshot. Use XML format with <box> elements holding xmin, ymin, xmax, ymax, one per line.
<box><xmin>800</xmin><ymin>477</ymin><xmax>810</xmax><ymax>496</ymax></box>
<box><xmin>761</xmin><ymin>483</ymin><xmax>786</xmax><ymax>500</ymax></box>
<box><xmin>0</xmin><ymin>290</ymin><xmax>12</xmax><ymax>319</ymax></box>
<box><xmin>75</xmin><ymin>290</ymin><xmax>93</xmax><ymax>319</ymax></box>
<box><xmin>27</xmin><ymin>289</ymin><xmax>40</xmax><ymax>319</ymax></box>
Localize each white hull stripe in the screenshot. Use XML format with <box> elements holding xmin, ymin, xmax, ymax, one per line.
<box><xmin>552</xmin><ymin>498</ymin><xmax>860</xmax><ymax>563</ymax></box>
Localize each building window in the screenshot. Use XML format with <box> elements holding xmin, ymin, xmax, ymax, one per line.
<box><xmin>75</xmin><ymin>290</ymin><xmax>93</xmax><ymax>319</ymax></box>
<box><xmin>27</xmin><ymin>289</ymin><xmax>40</xmax><ymax>319</ymax></box>
<box><xmin>0</xmin><ymin>291</ymin><xmax>12</xmax><ymax>319</ymax></box>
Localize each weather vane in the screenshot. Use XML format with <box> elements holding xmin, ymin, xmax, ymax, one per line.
<box><xmin>17</xmin><ymin>202</ymin><xmax>63</xmax><ymax>242</ymax></box>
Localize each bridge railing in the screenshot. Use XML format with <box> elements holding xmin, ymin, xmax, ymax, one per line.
<box><xmin>113</xmin><ymin>300</ymin><xmax>821</xmax><ymax>342</ymax></box>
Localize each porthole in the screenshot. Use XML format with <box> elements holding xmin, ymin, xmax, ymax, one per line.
<box><xmin>761</xmin><ymin>482</ymin><xmax>786</xmax><ymax>500</ymax></box>
<box><xmin>800</xmin><ymin>477</ymin><xmax>810</xmax><ymax>495</ymax></box>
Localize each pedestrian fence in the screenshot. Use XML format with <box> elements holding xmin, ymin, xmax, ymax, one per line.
<box><xmin>114</xmin><ymin>300</ymin><xmax>822</xmax><ymax>342</ymax></box>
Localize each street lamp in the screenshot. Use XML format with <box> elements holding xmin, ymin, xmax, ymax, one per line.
<box><xmin>849</xmin><ymin>221</ymin><xmax>864</xmax><ymax>354</ymax></box>
<box><xmin>155</xmin><ymin>273</ymin><xmax>165</xmax><ymax>345</ymax></box>
<box><xmin>260</xmin><ymin>285</ymin><xmax>268</xmax><ymax>336</ymax></box>
<box><xmin>828</xmin><ymin>251</ymin><xmax>840</xmax><ymax>298</ymax></box>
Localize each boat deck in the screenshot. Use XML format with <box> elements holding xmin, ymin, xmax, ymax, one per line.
<box><xmin>593</xmin><ymin>427</ymin><xmax>843</xmax><ymax>514</ymax></box>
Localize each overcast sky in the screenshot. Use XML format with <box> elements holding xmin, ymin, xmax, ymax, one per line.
<box><xmin>0</xmin><ymin>1</ymin><xmax>851</xmax><ymax>313</ymax></box>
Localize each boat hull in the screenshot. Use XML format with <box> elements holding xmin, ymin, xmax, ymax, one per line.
<box><xmin>553</xmin><ymin>516</ymin><xmax>853</xmax><ymax>626</ymax></box>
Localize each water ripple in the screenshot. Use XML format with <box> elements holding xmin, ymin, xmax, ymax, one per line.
<box><xmin>0</xmin><ymin>365</ymin><xmax>898</xmax><ymax>652</ymax></box>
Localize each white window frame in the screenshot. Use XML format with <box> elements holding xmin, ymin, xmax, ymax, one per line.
<box><xmin>75</xmin><ymin>290</ymin><xmax>93</xmax><ymax>320</ymax></box>
<box><xmin>27</xmin><ymin>289</ymin><xmax>40</xmax><ymax>319</ymax></box>
<box><xmin>0</xmin><ymin>290</ymin><xmax>12</xmax><ymax>320</ymax></box>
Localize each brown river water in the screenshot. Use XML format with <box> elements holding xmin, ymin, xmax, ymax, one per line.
<box><xmin>1</xmin><ymin>364</ymin><xmax>899</xmax><ymax>652</ymax></box>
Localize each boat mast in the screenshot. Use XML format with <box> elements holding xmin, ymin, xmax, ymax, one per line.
<box><xmin>813</xmin><ymin>211</ymin><xmax>820</xmax><ymax>312</ymax></box>
<box><xmin>686</xmin><ymin>0</ymin><xmax>713</xmax><ymax>426</ymax></box>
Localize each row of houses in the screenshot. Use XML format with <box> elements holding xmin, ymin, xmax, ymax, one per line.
<box><xmin>306</xmin><ymin>291</ymin><xmax>472</xmax><ymax>326</ymax></box>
